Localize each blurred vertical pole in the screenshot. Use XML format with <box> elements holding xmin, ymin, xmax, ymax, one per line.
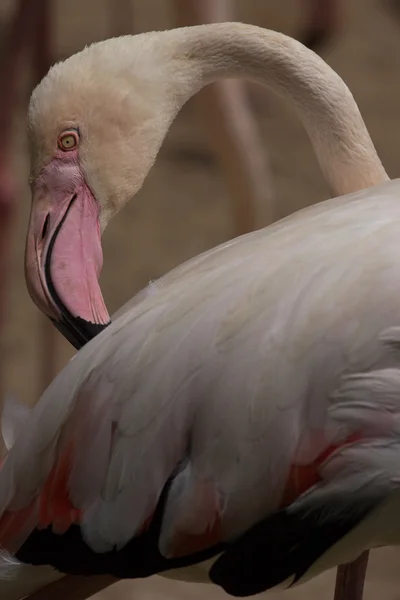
<box><xmin>333</xmin><ymin>551</ymin><xmax>369</xmax><ymax>600</ymax></box>
<box><xmin>0</xmin><ymin>0</ymin><xmax>38</xmax><ymax>455</ymax></box>
<box><xmin>34</xmin><ymin>0</ymin><xmax>52</xmax><ymax>81</ymax></box>
<box><xmin>33</xmin><ymin>0</ymin><xmax>59</xmax><ymax>396</ymax></box>
<box><xmin>299</xmin><ymin>0</ymin><xmax>339</xmax><ymax>52</ymax></box>
<box><xmin>173</xmin><ymin>0</ymin><xmax>275</xmax><ymax>235</ymax></box>
<box><xmin>108</xmin><ymin>0</ymin><xmax>134</xmax><ymax>37</ymax></box>
<box><xmin>383</xmin><ymin>0</ymin><xmax>400</xmax><ymax>23</ymax></box>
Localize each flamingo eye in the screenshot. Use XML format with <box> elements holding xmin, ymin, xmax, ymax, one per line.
<box><xmin>58</xmin><ymin>130</ymin><xmax>79</xmax><ymax>151</ymax></box>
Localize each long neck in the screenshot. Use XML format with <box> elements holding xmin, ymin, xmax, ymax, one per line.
<box><xmin>164</xmin><ymin>23</ymin><xmax>388</xmax><ymax>197</ymax></box>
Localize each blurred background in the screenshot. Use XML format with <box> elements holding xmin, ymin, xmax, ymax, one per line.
<box><xmin>1</xmin><ymin>0</ymin><xmax>400</xmax><ymax>598</ymax></box>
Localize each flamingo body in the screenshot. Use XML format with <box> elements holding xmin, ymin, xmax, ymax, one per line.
<box><xmin>3</xmin><ymin>182</ymin><xmax>400</xmax><ymax>594</ymax></box>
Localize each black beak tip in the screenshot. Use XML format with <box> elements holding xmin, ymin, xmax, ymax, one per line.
<box><xmin>51</xmin><ymin>316</ymin><xmax>111</xmax><ymax>350</ymax></box>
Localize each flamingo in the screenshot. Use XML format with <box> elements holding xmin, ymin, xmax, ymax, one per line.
<box><xmin>0</xmin><ymin>21</ymin><xmax>399</xmax><ymax>600</ymax></box>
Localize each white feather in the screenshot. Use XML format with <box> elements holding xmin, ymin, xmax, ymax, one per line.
<box><xmin>0</xmin><ymin>549</ymin><xmax>21</xmax><ymax>580</ymax></box>
<box><xmin>1</xmin><ymin>396</ymin><xmax>32</xmax><ymax>452</ymax></box>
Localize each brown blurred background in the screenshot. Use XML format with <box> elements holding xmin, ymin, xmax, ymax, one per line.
<box><xmin>1</xmin><ymin>0</ymin><xmax>400</xmax><ymax>598</ymax></box>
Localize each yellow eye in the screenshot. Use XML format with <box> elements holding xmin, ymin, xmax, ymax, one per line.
<box><xmin>58</xmin><ymin>130</ymin><xmax>79</xmax><ymax>151</ymax></box>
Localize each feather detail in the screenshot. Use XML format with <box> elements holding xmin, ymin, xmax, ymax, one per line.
<box><xmin>38</xmin><ymin>441</ymin><xmax>81</xmax><ymax>533</ymax></box>
<box><xmin>329</xmin><ymin>367</ymin><xmax>400</xmax><ymax>439</ymax></box>
<box><xmin>158</xmin><ymin>464</ymin><xmax>222</xmax><ymax>558</ymax></box>
<box><xmin>0</xmin><ymin>547</ymin><xmax>22</xmax><ymax>580</ymax></box>
<box><xmin>281</xmin><ymin>431</ymin><xmax>362</xmax><ymax>506</ymax></box>
<box><xmin>1</xmin><ymin>396</ymin><xmax>32</xmax><ymax>452</ymax></box>
<box><xmin>0</xmin><ymin>442</ymin><xmax>81</xmax><ymax>554</ymax></box>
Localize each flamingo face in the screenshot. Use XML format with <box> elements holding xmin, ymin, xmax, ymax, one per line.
<box><xmin>24</xmin><ymin>34</ymin><xmax>193</xmax><ymax>348</ymax></box>
<box><xmin>25</xmin><ymin>140</ymin><xmax>110</xmax><ymax>349</ymax></box>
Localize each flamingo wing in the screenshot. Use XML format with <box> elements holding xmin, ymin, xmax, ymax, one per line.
<box><xmin>212</xmin><ymin>331</ymin><xmax>400</xmax><ymax>595</ymax></box>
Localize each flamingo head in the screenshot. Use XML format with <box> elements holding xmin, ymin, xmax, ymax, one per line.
<box><xmin>25</xmin><ymin>31</ymin><xmax>201</xmax><ymax>349</ymax></box>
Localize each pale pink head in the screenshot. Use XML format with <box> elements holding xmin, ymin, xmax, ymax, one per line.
<box><xmin>26</xmin><ymin>32</ymin><xmax>198</xmax><ymax>348</ymax></box>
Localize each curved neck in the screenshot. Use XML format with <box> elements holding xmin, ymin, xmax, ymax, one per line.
<box><xmin>165</xmin><ymin>23</ymin><xmax>388</xmax><ymax>197</ymax></box>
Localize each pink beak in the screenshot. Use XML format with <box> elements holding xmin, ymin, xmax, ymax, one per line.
<box><xmin>25</xmin><ymin>156</ymin><xmax>111</xmax><ymax>349</ymax></box>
